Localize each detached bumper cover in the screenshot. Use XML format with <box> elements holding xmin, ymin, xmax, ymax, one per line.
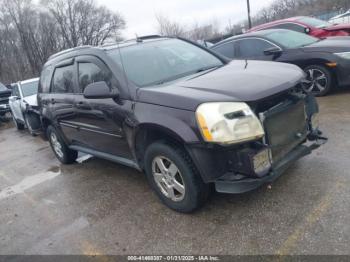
<box><xmin>215</xmin><ymin>137</ymin><xmax>327</xmax><ymax>194</ymax></box>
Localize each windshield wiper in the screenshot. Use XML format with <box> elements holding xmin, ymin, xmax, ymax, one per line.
<box><xmin>195</xmin><ymin>65</ymin><xmax>221</xmax><ymax>73</ymax></box>
<box><xmin>148</xmin><ymin>65</ymin><xmax>222</xmax><ymax>86</ymax></box>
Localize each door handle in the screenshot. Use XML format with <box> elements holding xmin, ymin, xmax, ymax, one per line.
<box><xmin>51</xmin><ymin>98</ymin><xmax>56</xmax><ymax>104</ymax></box>
<box><xmin>75</xmin><ymin>101</ymin><xmax>91</xmax><ymax>110</ymax></box>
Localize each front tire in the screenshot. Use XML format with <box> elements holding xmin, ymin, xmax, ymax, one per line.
<box><xmin>47</xmin><ymin>125</ymin><xmax>78</xmax><ymax>164</ymax></box>
<box><xmin>302</xmin><ymin>65</ymin><xmax>333</xmax><ymax>96</ymax></box>
<box><xmin>12</xmin><ymin>114</ymin><xmax>25</xmax><ymax>130</ymax></box>
<box><xmin>144</xmin><ymin>141</ymin><xmax>210</xmax><ymax>213</ymax></box>
<box><xmin>24</xmin><ymin>113</ymin><xmax>39</xmax><ymax>136</ymax></box>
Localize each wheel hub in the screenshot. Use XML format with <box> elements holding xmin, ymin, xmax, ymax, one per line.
<box><xmin>152</xmin><ymin>156</ymin><xmax>185</xmax><ymax>202</ymax></box>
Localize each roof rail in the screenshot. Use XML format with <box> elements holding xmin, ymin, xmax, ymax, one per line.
<box><xmin>48</xmin><ymin>45</ymin><xmax>92</xmax><ymax>60</ymax></box>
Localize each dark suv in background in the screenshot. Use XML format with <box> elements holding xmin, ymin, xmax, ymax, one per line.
<box><xmin>38</xmin><ymin>36</ymin><xmax>325</xmax><ymax>212</ymax></box>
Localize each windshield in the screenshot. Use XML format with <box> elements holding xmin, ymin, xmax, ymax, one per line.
<box><xmin>107</xmin><ymin>39</ymin><xmax>223</xmax><ymax>87</ymax></box>
<box><xmin>266</xmin><ymin>30</ymin><xmax>319</xmax><ymax>48</ymax></box>
<box><xmin>296</xmin><ymin>17</ymin><xmax>333</xmax><ymax>28</ymax></box>
<box><xmin>21</xmin><ymin>80</ymin><xmax>38</xmax><ymax>97</ymax></box>
<box><xmin>0</xmin><ymin>82</ymin><xmax>7</xmax><ymax>91</ymax></box>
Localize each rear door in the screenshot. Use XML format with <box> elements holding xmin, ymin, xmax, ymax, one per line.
<box><xmin>48</xmin><ymin>59</ymin><xmax>78</xmax><ymax>144</ymax></box>
<box><xmin>72</xmin><ymin>55</ymin><xmax>133</xmax><ymax>159</ymax></box>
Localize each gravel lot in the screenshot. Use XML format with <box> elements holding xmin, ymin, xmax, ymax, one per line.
<box><xmin>0</xmin><ymin>90</ymin><xmax>350</xmax><ymax>255</ymax></box>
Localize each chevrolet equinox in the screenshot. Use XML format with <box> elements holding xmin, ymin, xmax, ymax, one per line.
<box><xmin>38</xmin><ymin>36</ymin><xmax>326</xmax><ymax>213</ymax></box>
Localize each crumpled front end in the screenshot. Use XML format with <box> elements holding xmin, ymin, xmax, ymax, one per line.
<box><xmin>188</xmin><ymin>89</ymin><xmax>327</xmax><ymax>193</ymax></box>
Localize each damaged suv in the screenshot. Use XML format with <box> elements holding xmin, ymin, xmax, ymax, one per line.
<box><xmin>38</xmin><ymin>36</ymin><xmax>326</xmax><ymax>212</ymax></box>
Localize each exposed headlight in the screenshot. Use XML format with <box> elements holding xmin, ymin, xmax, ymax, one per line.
<box><xmin>196</xmin><ymin>102</ymin><xmax>265</xmax><ymax>144</ymax></box>
<box><xmin>335</xmin><ymin>52</ymin><xmax>350</xmax><ymax>59</ymax></box>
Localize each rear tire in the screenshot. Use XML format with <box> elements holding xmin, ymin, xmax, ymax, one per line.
<box><xmin>47</xmin><ymin>125</ymin><xmax>78</xmax><ymax>164</ymax></box>
<box><xmin>144</xmin><ymin>141</ymin><xmax>210</xmax><ymax>213</ymax></box>
<box><xmin>302</xmin><ymin>65</ymin><xmax>333</xmax><ymax>96</ymax></box>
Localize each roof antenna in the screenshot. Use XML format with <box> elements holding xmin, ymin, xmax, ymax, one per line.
<box><xmin>135</xmin><ymin>33</ymin><xmax>142</xmax><ymax>43</ymax></box>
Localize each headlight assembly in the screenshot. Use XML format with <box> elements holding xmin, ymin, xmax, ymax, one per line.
<box><xmin>335</xmin><ymin>52</ymin><xmax>350</xmax><ymax>59</ymax></box>
<box><xmin>196</xmin><ymin>102</ymin><xmax>265</xmax><ymax>144</ymax></box>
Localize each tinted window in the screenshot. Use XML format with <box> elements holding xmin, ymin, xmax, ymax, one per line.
<box><xmin>39</xmin><ymin>66</ymin><xmax>53</xmax><ymax>93</ymax></box>
<box><xmin>107</xmin><ymin>39</ymin><xmax>223</xmax><ymax>87</ymax></box>
<box><xmin>78</xmin><ymin>62</ymin><xmax>112</xmax><ymax>92</ymax></box>
<box><xmin>21</xmin><ymin>80</ymin><xmax>38</xmax><ymax>97</ymax></box>
<box><xmin>237</xmin><ymin>39</ymin><xmax>274</xmax><ymax>58</ymax></box>
<box><xmin>295</xmin><ymin>17</ymin><xmax>332</xmax><ymax>29</ymax></box>
<box><xmin>213</xmin><ymin>42</ymin><xmax>235</xmax><ymax>59</ymax></box>
<box><xmin>51</xmin><ymin>65</ymin><xmax>75</xmax><ymax>93</ymax></box>
<box><xmin>265</xmin><ymin>30</ymin><xmax>319</xmax><ymax>48</ymax></box>
<box><xmin>269</xmin><ymin>23</ymin><xmax>306</xmax><ymax>33</ymax></box>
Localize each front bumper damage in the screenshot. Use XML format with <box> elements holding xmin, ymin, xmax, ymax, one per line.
<box><xmin>215</xmin><ymin>137</ymin><xmax>327</xmax><ymax>194</ymax></box>
<box><xmin>188</xmin><ymin>93</ymin><xmax>327</xmax><ymax>194</ymax></box>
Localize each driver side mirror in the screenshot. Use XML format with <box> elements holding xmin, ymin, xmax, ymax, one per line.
<box><xmin>83</xmin><ymin>81</ymin><xmax>119</xmax><ymax>99</ymax></box>
<box><xmin>264</xmin><ymin>47</ymin><xmax>282</xmax><ymax>56</ymax></box>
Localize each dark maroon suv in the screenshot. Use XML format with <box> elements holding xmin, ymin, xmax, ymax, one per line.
<box><xmin>38</xmin><ymin>36</ymin><xmax>326</xmax><ymax>212</ymax></box>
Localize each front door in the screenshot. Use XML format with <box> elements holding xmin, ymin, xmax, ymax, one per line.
<box><xmin>9</xmin><ymin>84</ymin><xmax>23</xmax><ymax>121</ymax></box>
<box><xmin>71</xmin><ymin>56</ymin><xmax>133</xmax><ymax>159</ymax></box>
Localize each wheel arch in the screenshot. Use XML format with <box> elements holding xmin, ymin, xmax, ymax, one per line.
<box><xmin>133</xmin><ymin>123</ymin><xmax>196</xmax><ymax>171</ymax></box>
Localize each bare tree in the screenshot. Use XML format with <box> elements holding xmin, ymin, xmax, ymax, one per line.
<box><xmin>155</xmin><ymin>13</ymin><xmax>186</xmax><ymax>37</ymax></box>
<box><xmin>42</xmin><ymin>0</ymin><xmax>126</xmax><ymax>48</ymax></box>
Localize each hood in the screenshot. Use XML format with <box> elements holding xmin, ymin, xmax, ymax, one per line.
<box><xmin>0</xmin><ymin>89</ymin><xmax>11</xmax><ymax>98</ymax></box>
<box><xmin>325</xmin><ymin>23</ymin><xmax>350</xmax><ymax>31</ymax></box>
<box><xmin>302</xmin><ymin>37</ymin><xmax>350</xmax><ymax>53</ymax></box>
<box><xmin>137</xmin><ymin>60</ymin><xmax>304</xmax><ymax>111</ymax></box>
<box><xmin>23</xmin><ymin>94</ymin><xmax>38</xmax><ymax>106</ymax></box>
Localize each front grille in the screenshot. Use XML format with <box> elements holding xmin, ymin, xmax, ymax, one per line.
<box><xmin>0</xmin><ymin>98</ymin><xmax>9</xmax><ymax>105</ymax></box>
<box><xmin>262</xmin><ymin>99</ymin><xmax>308</xmax><ymax>163</ymax></box>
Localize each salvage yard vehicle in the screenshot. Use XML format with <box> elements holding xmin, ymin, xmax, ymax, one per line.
<box><xmin>248</xmin><ymin>16</ymin><xmax>350</xmax><ymax>38</ymax></box>
<box><xmin>38</xmin><ymin>36</ymin><xmax>326</xmax><ymax>213</ymax></box>
<box><xmin>212</xmin><ymin>29</ymin><xmax>350</xmax><ymax>96</ymax></box>
<box><xmin>9</xmin><ymin>78</ymin><xmax>41</xmax><ymax>135</ymax></box>
<box><xmin>0</xmin><ymin>82</ymin><xmax>11</xmax><ymax>121</ymax></box>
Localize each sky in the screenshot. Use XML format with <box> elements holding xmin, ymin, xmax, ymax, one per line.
<box><xmin>97</xmin><ymin>0</ymin><xmax>275</xmax><ymax>38</ymax></box>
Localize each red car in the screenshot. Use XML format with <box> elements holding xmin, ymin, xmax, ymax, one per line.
<box><xmin>248</xmin><ymin>16</ymin><xmax>350</xmax><ymax>38</ymax></box>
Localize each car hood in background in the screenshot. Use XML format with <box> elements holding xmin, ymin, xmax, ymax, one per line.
<box><xmin>137</xmin><ymin>60</ymin><xmax>304</xmax><ymax>111</ymax></box>
<box><xmin>325</xmin><ymin>23</ymin><xmax>350</xmax><ymax>31</ymax></box>
<box><xmin>303</xmin><ymin>37</ymin><xmax>350</xmax><ymax>53</ymax></box>
<box><xmin>23</xmin><ymin>94</ymin><xmax>38</xmax><ymax>106</ymax></box>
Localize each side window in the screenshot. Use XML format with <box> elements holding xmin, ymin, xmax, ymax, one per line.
<box><xmin>237</xmin><ymin>39</ymin><xmax>274</xmax><ymax>58</ymax></box>
<box><xmin>213</xmin><ymin>42</ymin><xmax>235</xmax><ymax>59</ymax></box>
<box><xmin>269</xmin><ymin>23</ymin><xmax>306</xmax><ymax>33</ymax></box>
<box><xmin>51</xmin><ymin>65</ymin><xmax>75</xmax><ymax>94</ymax></box>
<box><xmin>78</xmin><ymin>62</ymin><xmax>112</xmax><ymax>92</ymax></box>
<box><xmin>39</xmin><ymin>66</ymin><xmax>53</xmax><ymax>93</ymax></box>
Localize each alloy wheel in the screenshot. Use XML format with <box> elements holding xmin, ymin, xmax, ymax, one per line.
<box><xmin>302</xmin><ymin>68</ymin><xmax>328</xmax><ymax>94</ymax></box>
<box><xmin>152</xmin><ymin>156</ymin><xmax>185</xmax><ymax>202</ymax></box>
<box><xmin>50</xmin><ymin>132</ymin><xmax>64</xmax><ymax>159</ymax></box>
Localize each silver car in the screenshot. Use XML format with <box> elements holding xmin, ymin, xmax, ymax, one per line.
<box><xmin>9</xmin><ymin>78</ymin><xmax>41</xmax><ymax>135</ymax></box>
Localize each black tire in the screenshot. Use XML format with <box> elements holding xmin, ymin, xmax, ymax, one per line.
<box><xmin>47</xmin><ymin>125</ymin><xmax>78</xmax><ymax>164</ymax></box>
<box><xmin>12</xmin><ymin>114</ymin><xmax>25</xmax><ymax>130</ymax></box>
<box><xmin>303</xmin><ymin>65</ymin><xmax>333</xmax><ymax>96</ymax></box>
<box><xmin>144</xmin><ymin>141</ymin><xmax>210</xmax><ymax>213</ymax></box>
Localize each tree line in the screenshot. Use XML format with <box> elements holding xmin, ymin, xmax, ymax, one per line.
<box><xmin>0</xmin><ymin>0</ymin><xmax>125</xmax><ymax>84</ymax></box>
<box><xmin>156</xmin><ymin>0</ymin><xmax>350</xmax><ymax>41</ymax></box>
